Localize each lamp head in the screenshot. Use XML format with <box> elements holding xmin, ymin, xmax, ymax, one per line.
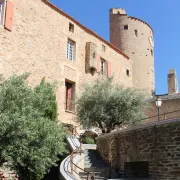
<box><xmin>155</xmin><ymin>97</ymin><xmax>162</xmax><ymax>108</ymax></box>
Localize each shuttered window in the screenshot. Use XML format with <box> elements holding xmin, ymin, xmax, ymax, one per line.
<box><xmin>0</xmin><ymin>0</ymin><xmax>4</xmax><ymax>25</ymax></box>
<box><xmin>67</xmin><ymin>39</ymin><xmax>75</xmax><ymax>61</ymax></box>
<box><xmin>99</xmin><ymin>58</ymin><xmax>112</xmax><ymax>77</ymax></box>
<box><xmin>65</xmin><ymin>81</ymin><xmax>75</xmax><ymax>111</ymax></box>
<box><xmin>100</xmin><ymin>59</ymin><xmax>106</xmax><ymax>75</ymax></box>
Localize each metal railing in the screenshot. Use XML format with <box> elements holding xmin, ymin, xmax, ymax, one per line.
<box><xmin>137</xmin><ymin>109</ymin><xmax>180</xmax><ymax>125</ymax></box>
<box><xmin>70</xmin><ymin>126</ymin><xmax>94</xmax><ymax>180</ymax></box>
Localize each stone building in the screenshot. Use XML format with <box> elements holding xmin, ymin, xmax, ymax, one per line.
<box><xmin>110</xmin><ymin>8</ymin><xmax>155</xmax><ymax>93</ymax></box>
<box><xmin>146</xmin><ymin>69</ymin><xmax>180</xmax><ymax>122</ymax></box>
<box><xmin>0</xmin><ymin>0</ymin><xmax>155</xmax><ymax>126</ymax></box>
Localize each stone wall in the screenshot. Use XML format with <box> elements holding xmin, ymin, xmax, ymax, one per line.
<box><xmin>97</xmin><ymin>119</ymin><xmax>180</xmax><ymax>180</ymax></box>
<box><xmin>0</xmin><ymin>0</ymin><xmax>132</xmax><ymax>126</ymax></box>
<box><xmin>145</xmin><ymin>98</ymin><xmax>180</xmax><ymax>123</ymax></box>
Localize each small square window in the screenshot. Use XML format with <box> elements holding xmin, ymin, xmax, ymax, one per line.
<box><xmin>126</xmin><ymin>69</ymin><xmax>130</xmax><ymax>76</ymax></box>
<box><xmin>102</xmin><ymin>44</ymin><xmax>106</xmax><ymax>52</ymax></box>
<box><xmin>135</xmin><ymin>30</ymin><xmax>138</xmax><ymax>37</ymax></box>
<box><xmin>69</xmin><ymin>23</ymin><xmax>74</xmax><ymax>33</ymax></box>
<box><xmin>67</xmin><ymin>39</ymin><xmax>76</xmax><ymax>61</ymax></box>
<box><xmin>124</xmin><ymin>25</ymin><xmax>128</xmax><ymax>30</ymax></box>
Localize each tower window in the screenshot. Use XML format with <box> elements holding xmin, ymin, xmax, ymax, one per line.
<box><xmin>126</xmin><ymin>69</ymin><xmax>130</xmax><ymax>77</ymax></box>
<box><xmin>124</xmin><ymin>25</ymin><xmax>128</xmax><ymax>30</ymax></box>
<box><xmin>135</xmin><ymin>30</ymin><xmax>138</xmax><ymax>37</ymax></box>
<box><xmin>69</xmin><ymin>23</ymin><xmax>74</xmax><ymax>33</ymax></box>
<box><xmin>151</xmin><ymin>49</ymin><xmax>153</xmax><ymax>56</ymax></box>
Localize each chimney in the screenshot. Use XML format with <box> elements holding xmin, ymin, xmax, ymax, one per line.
<box><xmin>168</xmin><ymin>68</ymin><xmax>178</xmax><ymax>94</ymax></box>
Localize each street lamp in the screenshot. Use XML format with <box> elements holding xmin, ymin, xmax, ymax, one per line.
<box><xmin>155</xmin><ymin>97</ymin><xmax>162</xmax><ymax>121</ymax></box>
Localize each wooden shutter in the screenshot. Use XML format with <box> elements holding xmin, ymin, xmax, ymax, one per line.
<box><xmin>67</xmin><ymin>84</ymin><xmax>72</xmax><ymax>111</ymax></box>
<box><xmin>5</xmin><ymin>0</ymin><xmax>14</xmax><ymax>31</ymax></box>
<box><xmin>65</xmin><ymin>82</ymin><xmax>73</xmax><ymax>111</ymax></box>
<box><xmin>107</xmin><ymin>61</ymin><xmax>112</xmax><ymax>77</ymax></box>
<box><xmin>65</xmin><ymin>83</ymin><xmax>67</xmax><ymax>110</ymax></box>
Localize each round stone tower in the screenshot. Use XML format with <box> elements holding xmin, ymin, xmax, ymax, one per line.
<box><xmin>110</xmin><ymin>8</ymin><xmax>155</xmax><ymax>94</ymax></box>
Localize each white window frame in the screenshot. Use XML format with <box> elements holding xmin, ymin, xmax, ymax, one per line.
<box><xmin>100</xmin><ymin>58</ymin><xmax>107</xmax><ymax>75</ymax></box>
<box><xmin>0</xmin><ymin>0</ymin><xmax>5</xmax><ymax>25</ymax></box>
<box><xmin>67</xmin><ymin>39</ymin><xmax>76</xmax><ymax>61</ymax></box>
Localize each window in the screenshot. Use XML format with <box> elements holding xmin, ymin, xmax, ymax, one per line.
<box><xmin>135</xmin><ymin>30</ymin><xmax>138</xmax><ymax>37</ymax></box>
<box><xmin>65</xmin><ymin>81</ymin><xmax>75</xmax><ymax>111</ymax></box>
<box><xmin>100</xmin><ymin>59</ymin><xmax>107</xmax><ymax>75</ymax></box>
<box><xmin>0</xmin><ymin>0</ymin><xmax>5</xmax><ymax>25</ymax></box>
<box><xmin>126</xmin><ymin>69</ymin><xmax>130</xmax><ymax>76</ymax></box>
<box><xmin>102</xmin><ymin>44</ymin><xmax>106</xmax><ymax>52</ymax></box>
<box><xmin>124</xmin><ymin>25</ymin><xmax>128</xmax><ymax>30</ymax></box>
<box><xmin>67</xmin><ymin>39</ymin><xmax>75</xmax><ymax>61</ymax></box>
<box><xmin>69</xmin><ymin>23</ymin><xmax>74</xmax><ymax>33</ymax></box>
<box><xmin>151</xmin><ymin>49</ymin><xmax>153</xmax><ymax>56</ymax></box>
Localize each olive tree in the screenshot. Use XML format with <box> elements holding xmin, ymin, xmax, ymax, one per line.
<box><xmin>76</xmin><ymin>77</ymin><xmax>149</xmax><ymax>133</ymax></box>
<box><xmin>0</xmin><ymin>74</ymin><xmax>67</xmax><ymax>180</ymax></box>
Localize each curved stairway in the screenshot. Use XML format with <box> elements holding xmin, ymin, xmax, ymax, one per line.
<box><xmin>79</xmin><ymin>149</ymin><xmax>109</xmax><ymax>180</ymax></box>
<box><xmin>60</xmin><ymin>136</ymin><xmax>110</xmax><ymax>180</ymax></box>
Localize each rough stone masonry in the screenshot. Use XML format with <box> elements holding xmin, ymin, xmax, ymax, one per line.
<box><xmin>97</xmin><ymin>119</ymin><xmax>180</xmax><ymax>180</ymax></box>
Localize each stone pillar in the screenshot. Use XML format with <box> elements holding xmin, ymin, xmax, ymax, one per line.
<box><xmin>168</xmin><ymin>68</ymin><xmax>178</xmax><ymax>94</ymax></box>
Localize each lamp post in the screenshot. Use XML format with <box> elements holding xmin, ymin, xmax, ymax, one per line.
<box><xmin>155</xmin><ymin>97</ymin><xmax>162</xmax><ymax>121</ymax></box>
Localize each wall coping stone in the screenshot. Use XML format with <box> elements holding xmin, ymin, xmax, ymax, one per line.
<box><xmin>97</xmin><ymin>118</ymin><xmax>180</xmax><ymax>139</ymax></box>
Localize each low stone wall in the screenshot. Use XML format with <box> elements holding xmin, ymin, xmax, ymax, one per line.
<box><xmin>96</xmin><ymin>119</ymin><xmax>180</xmax><ymax>180</ymax></box>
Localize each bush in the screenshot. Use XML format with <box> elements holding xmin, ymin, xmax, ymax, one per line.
<box><xmin>76</xmin><ymin>77</ymin><xmax>149</xmax><ymax>133</ymax></box>
<box><xmin>82</xmin><ymin>136</ymin><xmax>95</xmax><ymax>144</ymax></box>
<box><xmin>0</xmin><ymin>74</ymin><xmax>67</xmax><ymax>180</ymax></box>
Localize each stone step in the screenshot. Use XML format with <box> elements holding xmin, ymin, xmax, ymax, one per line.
<box><xmin>85</xmin><ymin>164</ymin><xmax>109</xmax><ymax>168</ymax></box>
<box><xmin>85</xmin><ymin>156</ymin><xmax>102</xmax><ymax>161</ymax></box>
<box><xmin>79</xmin><ymin>173</ymin><xmax>106</xmax><ymax>178</ymax></box>
<box><xmin>79</xmin><ymin>172</ymin><xmax>105</xmax><ymax>176</ymax></box>
<box><xmin>84</xmin><ymin>167</ymin><xmax>109</xmax><ymax>173</ymax></box>
<box><xmin>81</xmin><ymin>176</ymin><xmax>107</xmax><ymax>180</ymax></box>
<box><xmin>84</xmin><ymin>160</ymin><xmax>108</xmax><ymax>165</ymax></box>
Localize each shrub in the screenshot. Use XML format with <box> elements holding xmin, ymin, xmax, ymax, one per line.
<box><xmin>82</xmin><ymin>136</ymin><xmax>95</xmax><ymax>144</ymax></box>
<box><xmin>0</xmin><ymin>74</ymin><xmax>67</xmax><ymax>180</ymax></box>
<box><xmin>76</xmin><ymin>77</ymin><xmax>149</xmax><ymax>133</ymax></box>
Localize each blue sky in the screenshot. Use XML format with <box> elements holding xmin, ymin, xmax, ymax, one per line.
<box><xmin>50</xmin><ymin>0</ymin><xmax>180</xmax><ymax>95</ymax></box>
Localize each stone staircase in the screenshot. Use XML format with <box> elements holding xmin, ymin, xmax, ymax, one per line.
<box><xmin>79</xmin><ymin>149</ymin><xmax>109</xmax><ymax>180</ymax></box>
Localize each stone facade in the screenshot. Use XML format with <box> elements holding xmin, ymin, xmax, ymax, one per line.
<box><xmin>0</xmin><ymin>0</ymin><xmax>132</xmax><ymax>126</ymax></box>
<box><xmin>97</xmin><ymin>119</ymin><xmax>180</xmax><ymax>179</ymax></box>
<box><xmin>110</xmin><ymin>8</ymin><xmax>155</xmax><ymax>94</ymax></box>
<box><xmin>145</xmin><ymin>69</ymin><xmax>180</xmax><ymax>123</ymax></box>
<box><xmin>168</xmin><ymin>69</ymin><xmax>178</xmax><ymax>94</ymax></box>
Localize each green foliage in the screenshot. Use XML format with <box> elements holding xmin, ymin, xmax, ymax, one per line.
<box><xmin>76</xmin><ymin>77</ymin><xmax>150</xmax><ymax>133</ymax></box>
<box><xmin>34</xmin><ymin>77</ymin><xmax>57</xmax><ymax>121</ymax></box>
<box><xmin>82</xmin><ymin>136</ymin><xmax>95</xmax><ymax>144</ymax></box>
<box><xmin>0</xmin><ymin>74</ymin><xmax>67</xmax><ymax>180</ymax></box>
